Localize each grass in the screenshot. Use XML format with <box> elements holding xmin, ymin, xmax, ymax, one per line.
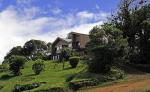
<box><xmin>0</xmin><ymin>60</ymin><xmax>86</xmax><ymax>92</ymax></box>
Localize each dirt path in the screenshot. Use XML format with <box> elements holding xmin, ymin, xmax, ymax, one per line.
<box><xmin>88</xmin><ymin>74</ymin><xmax>150</xmax><ymax>92</ymax></box>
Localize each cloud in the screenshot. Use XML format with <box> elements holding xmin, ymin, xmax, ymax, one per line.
<box><xmin>22</xmin><ymin>7</ymin><xmax>40</xmax><ymax>19</ymax></box>
<box><xmin>77</xmin><ymin>11</ymin><xmax>94</xmax><ymax>19</ymax></box>
<box><xmin>0</xmin><ymin>6</ymin><xmax>109</xmax><ymax>63</ymax></box>
<box><xmin>51</xmin><ymin>7</ymin><xmax>62</xmax><ymax>15</ymax></box>
<box><xmin>77</xmin><ymin>11</ymin><xmax>110</xmax><ymax>22</ymax></box>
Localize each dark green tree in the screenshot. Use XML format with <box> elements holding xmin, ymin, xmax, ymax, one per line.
<box><xmin>3</xmin><ymin>46</ymin><xmax>23</xmax><ymax>63</ymax></box>
<box><xmin>23</xmin><ymin>39</ymin><xmax>48</xmax><ymax>60</ymax></box>
<box><xmin>112</xmin><ymin>0</ymin><xmax>150</xmax><ymax>63</ymax></box>
<box><xmin>32</xmin><ymin>59</ymin><xmax>45</xmax><ymax>75</ymax></box>
<box><xmin>9</xmin><ymin>55</ymin><xmax>27</xmax><ymax>76</ymax></box>
<box><xmin>87</xmin><ymin>23</ymin><xmax>127</xmax><ymax>73</ymax></box>
<box><xmin>59</xmin><ymin>48</ymin><xmax>72</xmax><ymax>69</ymax></box>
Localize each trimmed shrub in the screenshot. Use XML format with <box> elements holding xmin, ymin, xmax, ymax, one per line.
<box><xmin>13</xmin><ymin>82</ymin><xmax>45</xmax><ymax>92</ymax></box>
<box><xmin>69</xmin><ymin>57</ymin><xmax>80</xmax><ymax>68</ymax></box>
<box><xmin>8</xmin><ymin>55</ymin><xmax>27</xmax><ymax>76</ymax></box>
<box><xmin>105</xmin><ymin>67</ymin><xmax>125</xmax><ymax>81</ymax></box>
<box><xmin>32</xmin><ymin>60</ymin><xmax>45</xmax><ymax>75</ymax></box>
<box><xmin>68</xmin><ymin>79</ymin><xmax>99</xmax><ymax>91</ymax></box>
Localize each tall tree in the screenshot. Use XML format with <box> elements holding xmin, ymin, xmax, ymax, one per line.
<box><xmin>23</xmin><ymin>40</ymin><xmax>48</xmax><ymax>60</ymax></box>
<box><xmin>87</xmin><ymin>23</ymin><xmax>127</xmax><ymax>73</ymax></box>
<box><xmin>3</xmin><ymin>46</ymin><xmax>23</xmax><ymax>63</ymax></box>
<box><xmin>9</xmin><ymin>55</ymin><xmax>27</xmax><ymax>76</ymax></box>
<box><xmin>112</xmin><ymin>0</ymin><xmax>150</xmax><ymax>63</ymax></box>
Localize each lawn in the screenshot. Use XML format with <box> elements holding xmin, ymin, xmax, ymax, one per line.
<box><xmin>0</xmin><ymin>60</ymin><xmax>86</xmax><ymax>92</ymax></box>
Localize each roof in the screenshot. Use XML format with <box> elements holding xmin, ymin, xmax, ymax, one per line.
<box><xmin>69</xmin><ymin>32</ymin><xmax>89</xmax><ymax>36</ymax></box>
<box><xmin>52</xmin><ymin>37</ymin><xmax>72</xmax><ymax>46</ymax></box>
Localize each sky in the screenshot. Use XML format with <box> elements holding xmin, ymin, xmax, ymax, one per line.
<box><xmin>0</xmin><ymin>0</ymin><xmax>120</xmax><ymax>63</ymax></box>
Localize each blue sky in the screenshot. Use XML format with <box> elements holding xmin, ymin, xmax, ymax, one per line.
<box><xmin>0</xmin><ymin>0</ymin><xmax>119</xmax><ymax>13</ymax></box>
<box><xmin>0</xmin><ymin>0</ymin><xmax>120</xmax><ymax>62</ymax></box>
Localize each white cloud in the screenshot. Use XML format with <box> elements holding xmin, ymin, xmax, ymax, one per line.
<box><xmin>76</xmin><ymin>11</ymin><xmax>110</xmax><ymax>22</ymax></box>
<box><xmin>0</xmin><ymin>6</ymin><xmax>109</xmax><ymax>63</ymax></box>
<box><xmin>94</xmin><ymin>11</ymin><xmax>110</xmax><ymax>21</ymax></box>
<box><xmin>22</xmin><ymin>7</ymin><xmax>40</xmax><ymax>19</ymax></box>
<box><xmin>77</xmin><ymin>11</ymin><xmax>94</xmax><ymax>19</ymax></box>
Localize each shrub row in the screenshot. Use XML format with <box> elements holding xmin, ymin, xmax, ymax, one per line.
<box><xmin>68</xmin><ymin>79</ymin><xmax>99</xmax><ymax>91</ymax></box>
<box><xmin>34</xmin><ymin>87</ymin><xmax>64</xmax><ymax>92</ymax></box>
<box><xmin>13</xmin><ymin>82</ymin><xmax>46</xmax><ymax>92</ymax></box>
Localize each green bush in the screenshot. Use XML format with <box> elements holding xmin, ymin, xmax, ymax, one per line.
<box><xmin>13</xmin><ymin>82</ymin><xmax>45</xmax><ymax>92</ymax></box>
<box><xmin>32</xmin><ymin>60</ymin><xmax>45</xmax><ymax>75</ymax></box>
<box><xmin>105</xmin><ymin>67</ymin><xmax>125</xmax><ymax>81</ymax></box>
<box><xmin>9</xmin><ymin>55</ymin><xmax>27</xmax><ymax>76</ymax></box>
<box><xmin>69</xmin><ymin>57</ymin><xmax>80</xmax><ymax>68</ymax></box>
<box><xmin>87</xmin><ymin>24</ymin><xmax>127</xmax><ymax>73</ymax></box>
<box><xmin>68</xmin><ymin>79</ymin><xmax>99</xmax><ymax>91</ymax></box>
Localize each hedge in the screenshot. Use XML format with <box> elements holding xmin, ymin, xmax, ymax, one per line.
<box><xmin>69</xmin><ymin>57</ymin><xmax>80</xmax><ymax>68</ymax></box>
<box><xmin>13</xmin><ymin>82</ymin><xmax>46</xmax><ymax>92</ymax></box>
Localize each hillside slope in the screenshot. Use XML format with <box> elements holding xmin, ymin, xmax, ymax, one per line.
<box><xmin>0</xmin><ymin>61</ymin><xmax>85</xmax><ymax>92</ymax></box>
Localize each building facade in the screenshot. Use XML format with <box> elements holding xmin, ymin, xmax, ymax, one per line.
<box><xmin>52</xmin><ymin>32</ymin><xmax>90</xmax><ymax>60</ymax></box>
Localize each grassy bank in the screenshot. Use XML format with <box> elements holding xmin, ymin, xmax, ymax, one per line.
<box><xmin>0</xmin><ymin>60</ymin><xmax>86</xmax><ymax>92</ymax></box>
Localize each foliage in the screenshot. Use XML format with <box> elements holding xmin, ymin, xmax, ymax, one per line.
<box><xmin>59</xmin><ymin>48</ymin><xmax>72</xmax><ymax>62</ymax></box>
<box><xmin>69</xmin><ymin>57</ymin><xmax>80</xmax><ymax>68</ymax></box>
<box><xmin>112</xmin><ymin>0</ymin><xmax>150</xmax><ymax>64</ymax></box>
<box><xmin>105</xmin><ymin>67</ymin><xmax>125</xmax><ymax>81</ymax></box>
<box><xmin>9</xmin><ymin>55</ymin><xmax>27</xmax><ymax>76</ymax></box>
<box><xmin>32</xmin><ymin>59</ymin><xmax>45</xmax><ymax>75</ymax></box>
<box><xmin>80</xmin><ymin>55</ymin><xmax>89</xmax><ymax>60</ymax></box>
<box><xmin>23</xmin><ymin>40</ymin><xmax>48</xmax><ymax>60</ymax></box>
<box><xmin>0</xmin><ymin>61</ymin><xmax>85</xmax><ymax>92</ymax></box>
<box><xmin>13</xmin><ymin>82</ymin><xmax>45</xmax><ymax>92</ymax></box>
<box><xmin>59</xmin><ymin>48</ymin><xmax>72</xmax><ymax>69</ymax></box>
<box><xmin>3</xmin><ymin>39</ymin><xmax>52</xmax><ymax>63</ymax></box>
<box><xmin>87</xmin><ymin>23</ymin><xmax>128</xmax><ymax>73</ymax></box>
<box><xmin>0</xmin><ymin>64</ymin><xmax>9</xmax><ymax>72</ymax></box>
<box><xmin>68</xmin><ymin>79</ymin><xmax>99</xmax><ymax>91</ymax></box>
<box><xmin>3</xmin><ymin>46</ymin><xmax>23</xmax><ymax>64</ymax></box>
